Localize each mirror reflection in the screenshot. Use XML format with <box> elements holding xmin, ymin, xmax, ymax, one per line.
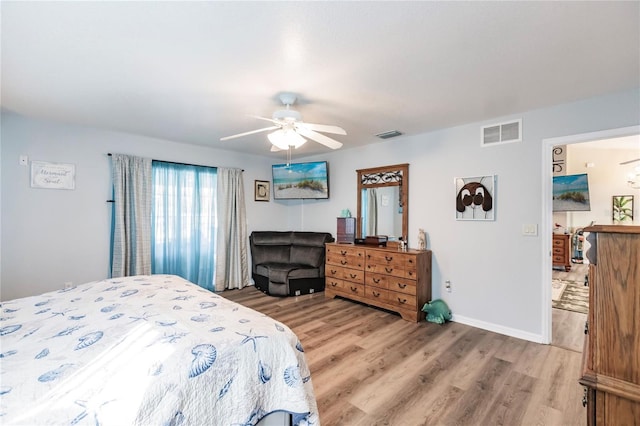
<box><xmin>361</xmin><ymin>186</ymin><xmax>403</xmax><ymax>238</ymax></box>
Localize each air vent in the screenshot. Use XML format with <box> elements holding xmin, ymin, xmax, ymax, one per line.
<box><xmin>481</xmin><ymin>119</ymin><xmax>522</xmax><ymax>147</ymax></box>
<box><xmin>376</xmin><ymin>130</ymin><xmax>403</xmax><ymax>139</ymax></box>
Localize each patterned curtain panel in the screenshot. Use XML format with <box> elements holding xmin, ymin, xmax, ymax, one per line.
<box><xmin>215</xmin><ymin>168</ymin><xmax>250</xmax><ymax>291</ymax></box>
<box><xmin>110</xmin><ymin>154</ymin><xmax>153</xmax><ymax>277</ymax></box>
<box><xmin>151</xmin><ymin>161</ymin><xmax>217</xmax><ymax>290</ymax></box>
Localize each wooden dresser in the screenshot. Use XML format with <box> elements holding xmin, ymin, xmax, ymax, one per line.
<box><xmin>579</xmin><ymin>225</ymin><xmax>640</xmax><ymax>425</ymax></box>
<box><xmin>324</xmin><ymin>243</ymin><xmax>431</xmax><ymax>322</ymax></box>
<box><xmin>552</xmin><ymin>233</ymin><xmax>571</xmax><ymax>271</ymax></box>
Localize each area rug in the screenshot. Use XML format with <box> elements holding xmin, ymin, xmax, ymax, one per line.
<box><xmin>552</xmin><ymin>279</ymin><xmax>589</xmax><ymax>314</ymax></box>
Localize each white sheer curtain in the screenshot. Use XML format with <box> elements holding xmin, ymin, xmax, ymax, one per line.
<box><xmin>367</xmin><ymin>188</ymin><xmax>378</xmax><ymax>236</ymax></box>
<box><xmin>215</xmin><ymin>168</ymin><xmax>250</xmax><ymax>291</ymax></box>
<box><xmin>111</xmin><ymin>154</ymin><xmax>153</xmax><ymax>277</ymax></box>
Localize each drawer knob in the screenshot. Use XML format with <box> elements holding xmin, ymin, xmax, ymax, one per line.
<box><xmin>373</xmin><ymin>278</ymin><xmax>380</xmax><ymax>283</ymax></box>
<box><xmin>330</xmin><ymin>269</ymin><xmax>337</xmax><ymax>275</ymax></box>
<box><xmin>397</xmin><ymin>297</ymin><xmax>407</xmax><ymax>304</ymax></box>
<box><xmin>331</xmin><ymin>282</ymin><xmax>338</xmax><ymax>287</ymax></box>
<box><xmin>341</xmin><ymin>260</ymin><xmax>347</xmax><ymax>265</ymax></box>
<box><xmin>385</xmin><ymin>267</ymin><xmax>393</xmax><ymax>273</ymax></box>
<box><xmin>385</xmin><ymin>255</ymin><xmax>393</xmax><ymax>261</ymax></box>
<box><xmin>397</xmin><ymin>283</ymin><xmax>407</xmax><ymax>289</ymax></box>
<box><xmin>373</xmin><ymin>291</ymin><xmax>380</xmax><ymax>297</ymax></box>
<box><xmin>350</xmin><ymin>286</ymin><xmax>358</xmax><ymax>293</ymax></box>
<box><xmin>340</xmin><ymin>250</ymin><xmax>347</xmax><ymax>255</ymax></box>
<box><xmin>350</xmin><ymin>273</ymin><xmax>357</xmax><ymax>279</ymax></box>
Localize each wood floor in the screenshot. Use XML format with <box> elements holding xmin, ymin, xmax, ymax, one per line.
<box><xmin>222</xmin><ymin>286</ymin><xmax>587</xmax><ymax>425</ymax></box>
<box><xmin>552</xmin><ymin>263</ymin><xmax>588</xmax><ymax>352</ymax></box>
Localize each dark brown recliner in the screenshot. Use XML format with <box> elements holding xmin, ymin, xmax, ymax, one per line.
<box><xmin>249</xmin><ymin>231</ymin><xmax>334</xmax><ymax>296</ymax></box>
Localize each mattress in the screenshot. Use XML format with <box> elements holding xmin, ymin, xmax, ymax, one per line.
<box><xmin>0</xmin><ymin>275</ymin><xmax>319</xmax><ymax>425</ymax></box>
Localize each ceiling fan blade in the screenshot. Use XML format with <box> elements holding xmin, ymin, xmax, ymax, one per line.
<box><xmin>297</xmin><ymin>122</ymin><xmax>347</xmax><ymax>135</ymax></box>
<box><xmin>296</xmin><ymin>127</ymin><xmax>343</xmax><ymax>149</ymax></box>
<box><xmin>220</xmin><ymin>126</ymin><xmax>279</xmax><ymax>141</ymax></box>
<box><xmin>250</xmin><ymin>115</ymin><xmax>282</xmax><ymax>125</ymax></box>
<box><xmin>620</xmin><ymin>158</ymin><xmax>640</xmax><ymax>165</ymax></box>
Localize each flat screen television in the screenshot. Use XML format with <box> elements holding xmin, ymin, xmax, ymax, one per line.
<box><xmin>553</xmin><ymin>173</ymin><xmax>591</xmax><ymax>212</ymax></box>
<box><xmin>272</xmin><ymin>161</ymin><xmax>329</xmax><ymax>200</ymax></box>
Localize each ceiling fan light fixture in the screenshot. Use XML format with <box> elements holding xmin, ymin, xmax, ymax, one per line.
<box><xmin>268</xmin><ymin>129</ymin><xmax>306</xmax><ymax>150</ymax></box>
<box><xmin>627</xmin><ymin>165</ymin><xmax>640</xmax><ymax>189</ymax></box>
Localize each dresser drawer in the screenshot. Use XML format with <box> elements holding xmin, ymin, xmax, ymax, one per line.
<box><xmin>365</xmin><ymin>286</ymin><xmax>389</xmax><ymax>303</ymax></box>
<box><xmin>326</xmin><ymin>245</ymin><xmax>365</xmax><ymax>258</ymax></box>
<box><xmin>388</xmin><ymin>291</ymin><xmax>417</xmax><ymax>309</ymax></box>
<box><xmin>342</xmin><ymin>282</ymin><xmax>365</xmax><ymax>297</ymax></box>
<box><xmin>365</xmin><ymin>273</ymin><xmax>389</xmax><ymax>289</ymax></box>
<box><xmin>366</xmin><ymin>251</ymin><xmax>406</xmax><ymax>268</ymax></box>
<box><xmin>326</xmin><ymin>265</ymin><xmax>365</xmax><ymax>284</ymax></box>
<box><xmin>325</xmin><ymin>277</ymin><xmax>344</xmax><ymax>291</ymax></box>
<box><xmin>365</xmin><ymin>262</ymin><xmax>406</xmax><ymax>278</ymax></box>
<box><xmin>326</xmin><ymin>253</ymin><xmax>365</xmax><ymax>269</ymax></box>
<box><xmin>387</xmin><ymin>277</ymin><xmax>417</xmax><ymax>296</ymax></box>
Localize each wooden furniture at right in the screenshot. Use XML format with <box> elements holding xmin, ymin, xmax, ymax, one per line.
<box><xmin>552</xmin><ymin>233</ymin><xmax>571</xmax><ymax>271</ymax></box>
<box><xmin>324</xmin><ymin>242</ymin><xmax>431</xmax><ymax>322</ymax></box>
<box><xmin>579</xmin><ymin>225</ymin><xmax>640</xmax><ymax>425</ymax></box>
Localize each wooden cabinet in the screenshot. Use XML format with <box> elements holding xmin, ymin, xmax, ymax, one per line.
<box><xmin>337</xmin><ymin>217</ymin><xmax>356</xmax><ymax>243</ymax></box>
<box><xmin>579</xmin><ymin>225</ymin><xmax>640</xmax><ymax>425</ymax></box>
<box><xmin>324</xmin><ymin>243</ymin><xmax>431</xmax><ymax>322</ymax></box>
<box><xmin>553</xmin><ymin>233</ymin><xmax>571</xmax><ymax>271</ymax></box>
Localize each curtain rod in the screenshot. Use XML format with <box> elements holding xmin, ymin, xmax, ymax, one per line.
<box><xmin>107</xmin><ymin>153</ymin><xmax>243</xmax><ymax>171</ymax></box>
<box><xmin>106</xmin><ymin>153</ymin><xmax>244</xmax><ymax>203</ymax></box>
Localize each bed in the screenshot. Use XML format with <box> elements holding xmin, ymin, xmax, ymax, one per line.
<box><xmin>0</xmin><ymin>275</ymin><xmax>319</xmax><ymax>425</ymax></box>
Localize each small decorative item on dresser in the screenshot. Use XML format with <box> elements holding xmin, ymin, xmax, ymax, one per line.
<box><xmin>417</xmin><ymin>228</ymin><xmax>427</xmax><ymax>250</ymax></box>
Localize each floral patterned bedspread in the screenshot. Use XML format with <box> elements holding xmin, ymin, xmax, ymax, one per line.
<box><xmin>0</xmin><ymin>275</ymin><xmax>318</xmax><ymax>425</ymax></box>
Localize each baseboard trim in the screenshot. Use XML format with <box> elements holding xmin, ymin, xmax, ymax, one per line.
<box><xmin>451</xmin><ymin>314</ymin><xmax>545</xmax><ymax>344</ymax></box>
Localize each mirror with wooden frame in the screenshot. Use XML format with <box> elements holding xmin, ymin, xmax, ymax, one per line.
<box><xmin>356</xmin><ymin>163</ymin><xmax>409</xmax><ymax>244</ymax></box>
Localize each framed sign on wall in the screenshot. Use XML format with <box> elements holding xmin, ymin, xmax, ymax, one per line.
<box><xmin>30</xmin><ymin>161</ymin><xmax>76</xmax><ymax>190</ymax></box>
<box><xmin>254</xmin><ymin>180</ymin><xmax>270</xmax><ymax>202</ymax></box>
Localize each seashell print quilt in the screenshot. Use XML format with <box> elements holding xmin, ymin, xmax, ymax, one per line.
<box><xmin>0</xmin><ymin>275</ymin><xmax>319</xmax><ymax>425</ymax></box>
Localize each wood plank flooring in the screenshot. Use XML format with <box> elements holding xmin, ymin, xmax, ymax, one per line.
<box><xmin>222</xmin><ymin>287</ymin><xmax>586</xmax><ymax>425</ymax></box>
<box><xmin>552</xmin><ymin>263</ymin><xmax>588</xmax><ymax>352</ymax></box>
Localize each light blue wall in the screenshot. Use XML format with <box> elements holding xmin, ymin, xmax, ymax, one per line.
<box><xmin>2</xmin><ymin>88</ymin><xmax>639</xmax><ymax>342</ymax></box>
<box><xmin>0</xmin><ymin>112</ymin><xmax>289</xmax><ymax>300</ymax></box>
<box><xmin>293</xmin><ymin>88</ymin><xmax>640</xmax><ymax>340</ymax></box>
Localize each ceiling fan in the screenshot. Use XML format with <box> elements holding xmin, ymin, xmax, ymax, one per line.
<box><xmin>620</xmin><ymin>158</ymin><xmax>640</xmax><ymax>189</ymax></box>
<box><xmin>220</xmin><ymin>93</ymin><xmax>346</xmax><ymax>151</ymax></box>
<box><xmin>620</xmin><ymin>158</ymin><xmax>640</xmax><ymax>165</ymax></box>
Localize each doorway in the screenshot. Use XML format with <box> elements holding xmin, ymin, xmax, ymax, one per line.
<box><xmin>541</xmin><ymin>125</ymin><xmax>640</xmax><ymax>345</ymax></box>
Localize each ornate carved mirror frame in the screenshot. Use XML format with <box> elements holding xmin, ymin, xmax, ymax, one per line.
<box><xmin>356</xmin><ymin>163</ymin><xmax>409</xmax><ymax>242</ymax></box>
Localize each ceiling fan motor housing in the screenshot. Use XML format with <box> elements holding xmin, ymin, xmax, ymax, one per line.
<box><xmin>273</xmin><ymin>109</ymin><xmax>302</xmax><ymax>122</ymax></box>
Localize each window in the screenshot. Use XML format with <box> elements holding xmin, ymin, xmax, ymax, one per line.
<box><xmin>152</xmin><ymin>161</ymin><xmax>217</xmax><ymax>290</ymax></box>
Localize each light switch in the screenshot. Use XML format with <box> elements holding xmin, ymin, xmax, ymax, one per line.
<box><xmin>522</xmin><ymin>224</ymin><xmax>538</xmax><ymax>236</ymax></box>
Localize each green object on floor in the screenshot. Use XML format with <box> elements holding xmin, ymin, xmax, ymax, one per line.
<box><xmin>422</xmin><ymin>299</ymin><xmax>452</xmax><ymax>324</ymax></box>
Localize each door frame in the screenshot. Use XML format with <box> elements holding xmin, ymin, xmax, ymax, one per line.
<box><xmin>540</xmin><ymin>125</ymin><xmax>639</xmax><ymax>343</ymax></box>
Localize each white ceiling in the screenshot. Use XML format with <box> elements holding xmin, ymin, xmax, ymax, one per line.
<box><xmin>2</xmin><ymin>1</ymin><xmax>639</xmax><ymax>158</ymax></box>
